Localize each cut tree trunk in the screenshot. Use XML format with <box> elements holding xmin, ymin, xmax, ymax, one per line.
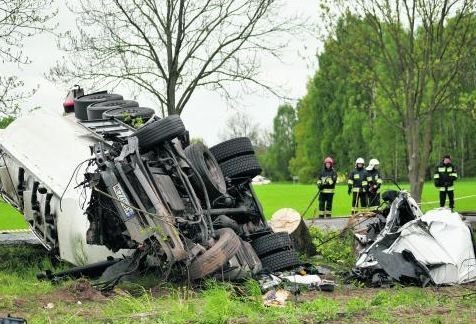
<box><xmin>268</xmin><ymin>208</ymin><xmax>316</xmax><ymax>256</ymax></box>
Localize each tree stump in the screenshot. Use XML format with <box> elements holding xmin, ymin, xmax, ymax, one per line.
<box><xmin>268</xmin><ymin>208</ymin><xmax>316</xmax><ymax>256</ymax></box>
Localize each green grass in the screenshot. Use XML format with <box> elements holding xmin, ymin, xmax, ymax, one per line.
<box><xmin>1</xmin><ymin>178</ymin><xmax>476</xmax><ymax>229</ymax></box>
<box><xmin>1</xmin><ymin>245</ymin><xmax>475</xmax><ymax>323</ymax></box>
<box><xmin>0</xmin><ymin>202</ymin><xmax>27</xmax><ymax>230</ymax></box>
<box><xmin>254</xmin><ymin>178</ymin><xmax>476</xmax><ymax>219</ymax></box>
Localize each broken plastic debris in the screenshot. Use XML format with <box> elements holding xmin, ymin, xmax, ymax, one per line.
<box><xmin>44</xmin><ymin>302</ymin><xmax>54</xmax><ymax>309</ymax></box>
<box><xmin>263</xmin><ymin>289</ymin><xmax>290</xmax><ymax>307</ymax></box>
<box><xmin>283</xmin><ymin>274</ymin><xmax>321</xmax><ymax>285</ymax></box>
<box><xmin>281</xmin><ymin>274</ymin><xmax>336</xmax><ymax>291</ymax></box>
<box><xmin>258</xmin><ymin>274</ymin><xmax>282</xmax><ymax>291</ymax></box>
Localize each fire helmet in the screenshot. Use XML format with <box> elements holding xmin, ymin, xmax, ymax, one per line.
<box><xmin>366</xmin><ymin>158</ymin><xmax>380</xmax><ymax>171</ymax></box>
<box><xmin>324</xmin><ymin>157</ymin><xmax>334</xmax><ymax>166</ymax></box>
<box><xmin>355</xmin><ymin>157</ymin><xmax>365</xmax><ymax>166</ymax></box>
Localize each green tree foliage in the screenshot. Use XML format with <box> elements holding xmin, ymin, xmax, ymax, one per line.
<box><xmin>315</xmin><ymin>1</ymin><xmax>476</xmax><ymax>201</ymax></box>
<box><xmin>260</xmin><ymin>104</ymin><xmax>297</xmax><ymax>181</ymax></box>
<box><xmin>0</xmin><ymin>116</ymin><xmax>14</xmax><ymax>129</ymax></box>
<box><xmin>292</xmin><ymin>11</ymin><xmax>476</xmax><ymax>186</ymax></box>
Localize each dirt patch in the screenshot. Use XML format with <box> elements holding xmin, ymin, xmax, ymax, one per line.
<box><xmin>300</xmin><ymin>280</ymin><xmax>476</xmax><ymax>301</ymax></box>
<box><xmin>12</xmin><ymin>298</ymin><xmax>28</xmax><ymax>309</ymax></box>
<box><xmin>68</xmin><ymin>279</ymin><xmax>108</xmax><ymax>301</ymax></box>
<box><xmin>150</xmin><ymin>285</ymin><xmax>174</xmax><ymax>298</ymax></box>
<box><xmin>38</xmin><ymin>279</ymin><xmax>108</xmax><ymax>306</ymax></box>
<box><xmin>298</xmin><ymin>285</ymin><xmax>385</xmax><ymax>302</ymax></box>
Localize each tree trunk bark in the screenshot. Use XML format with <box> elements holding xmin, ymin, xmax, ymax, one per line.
<box><xmin>405</xmin><ymin>114</ymin><xmax>434</xmax><ymax>202</ymax></box>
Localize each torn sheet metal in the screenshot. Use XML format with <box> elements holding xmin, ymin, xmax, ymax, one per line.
<box><xmin>354</xmin><ymin>190</ymin><xmax>476</xmax><ymax>286</ymax></box>
<box><xmin>384</xmin><ymin>209</ymin><xmax>476</xmax><ymax>284</ymax></box>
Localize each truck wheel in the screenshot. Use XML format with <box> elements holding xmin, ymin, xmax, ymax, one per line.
<box><xmin>184</xmin><ymin>143</ymin><xmax>227</xmax><ymax>200</ymax></box>
<box><xmin>260</xmin><ymin>249</ymin><xmax>300</xmax><ymax>272</ymax></box>
<box><xmin>189</xmin><ymin>228</ymin><xmax>241</xmax><ymax>280</ymax></box>
<box><xmin>74</xmin><ymin>92</ymin><xmax>123</xmax><ymax>120</ymax></box>
<box><xmin>102</xmin><ymin>107</ymin><xmax>155</xmax><ymax>121</ymax></box>
<box><xmin>209</xmin><ymin>137</ymin><xmax>255</xmax><ymax>163</ymax></box>
<box><xmin>219</xmin><ymin>154</ymin><xmax>262</xmax><ymax>180</ymax></box>
<box><xmin>131</xmin><ymin>115</ymin><xmax>185</xmax><ymax>149</ymax></box>
<box><xmin>87</xmin><ymin>100</ymin><xmax>139</xmax><ymax>120</ymax></box>
<box><xmin>251</xmin><ymin>232</ymin><xmax>294</xmax><ymax>257</ymax></box>
<box><xmin>242</xmin><ymin>241</ymin><xmax>262</xmax><ymax>273</ymax></box>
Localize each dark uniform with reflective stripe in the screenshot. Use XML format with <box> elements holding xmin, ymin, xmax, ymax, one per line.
<box><xmin>433</xmin><ymin>163</ymin><xmax>457</xmax><ymax>209</ymax></box>
<box><xmin>317</xmin><ymin>167</ymin><xmax>337</xmax><ymax>218</ymax></box>
<box><xmin>366</xmin><ymin>169</ymin><xmax>382</xmax><ymax>210</ymax></box>
<box><xmin>348</xmin><ymin>167</ymin><xmax>368</xmax><ymax>213</ymax></box>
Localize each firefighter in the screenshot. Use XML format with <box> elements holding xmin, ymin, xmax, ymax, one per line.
<box><xmin>348</xmin><ymin>157</ymin><xmax>368</xmax><ymax>214</ymax></box>
<box><xmin>316</xmin><ymin>157</ymin><xmax>338</xmax><ymax>218</ymax></box>
<box><xmin>366</xmin><ymin>158</ymin><xmax>382</xmax><ymax>210</ymax></box>
<box><xmin>433</xmin><ymin>155</ymin><xmax>458</xmax><ymax>211</ymax></box>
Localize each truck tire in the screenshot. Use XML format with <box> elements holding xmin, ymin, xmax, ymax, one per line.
<box><xmin>242</xmin><ymin>241</ymin><xmax>262</xmax><ymax>273</ymax></box>
<box><xmin>131</xmin><ymin>115</ymin><xmax>185</xmax><ymax>149</ymax></box>
<box><xmin>251</xmin><ymin>232</ymin><xmax>294</xmax><ymax>257</ymax></box>
<box><xmin>74</xmin><ymin>92</ymin><xmax>123</xmax><ymax>120</ymax></box>
<box><xmin>87</xmin><ymin>100</ymin><xmax>139</xmax><ymax>120</ymax></box>
<box><xmin>219</xmin><ymin>154</ymin><xmax>262</xmax><ymax>180</ymax></box>
<box><xmin>184</xmin><ymin>143</ymin><xmax>227</xmax><ymax>200</ymax></box>
<box><xmin>209</xmin><ymin>137</ymin><xmax>255</xmax><ymax>163</ymax></box>
<box><xmin>102</xmin><ymin>107</ymin><xmax>155</xmax><ymax>121</ymax></box>
<box><xmin>189</xmin><ymin>228</ymin><xmax>241</xmax><ymax>280</ymax></box>
<box><xmin>260</xmin><ymin>249</ymin><xmax>300</xmax><ymax>272</ymax></box>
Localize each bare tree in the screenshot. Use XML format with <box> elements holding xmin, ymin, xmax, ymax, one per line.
<box><xmin>49</xmin><ymin>0</ymin><xmax>301</xmax><ymax>116</ymax></box>
<box><xmin>320</xmin><ymin>0</ymin><xmax>476</xmax><ymax>201</ymax></box>
<box><xmin>0</xmin><ymin>0</ymin><xmax>56</xmax><ymax>115</ymax></box>
<box><xmin>219</xmin><ymin>111</ymin><xmax>265</xmax><ymax>147</ymax></box>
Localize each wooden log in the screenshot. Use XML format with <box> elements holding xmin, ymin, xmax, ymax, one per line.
<box><xmin>268</xmin><ymin>208</ymin><xmax>316</xmax><ymax>256</ymax></box>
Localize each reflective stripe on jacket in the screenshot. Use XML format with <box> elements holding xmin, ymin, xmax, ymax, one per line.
<box><xmin>433</xmin><ymin>163</ymin><xmax>457</xmax><ymax>189</ymax></box>
<box><xmin>317</xmin><ymin>167</ymin><xmax>337</xmax><ymax>193</ymax></box>
<box><xmin>366</xmin><ymin>169</ymin><xmax>382</xmax><ymax>193</ymax></box>
<box><xmin>348</xmin><ymin>167</ymin><xmax>367</xmax><ymax>191</ymax></box>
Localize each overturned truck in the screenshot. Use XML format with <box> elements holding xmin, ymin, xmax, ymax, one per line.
<box><xmin>0</xmin><ymin>89</ymin><xmax>300</xmax><ymax>282</ymax></box>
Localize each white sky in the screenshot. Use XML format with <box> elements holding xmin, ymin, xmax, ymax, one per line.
<box><xmin>7</xmin><ymin>0</ymin><xmax>321</xmax><ymax>146</ymax></box>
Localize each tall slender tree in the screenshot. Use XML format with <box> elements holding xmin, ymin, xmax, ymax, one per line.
<box><xmin>260</xmin><ymin>104</ymin><xmax>297</xmax><ymax>181</ymax></box>
<box><xmin>319</xmin><ymin>0</ymin><xmax>476</xmax><ymax>201</ymax></box>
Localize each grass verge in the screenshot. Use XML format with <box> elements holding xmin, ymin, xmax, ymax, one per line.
<box><xmin>253</xmin><ymin>178</ymin><xmax>476</xmax><ymax>219</ymax></box>
<box><xmin>0</xmin><ymin>245</ymin><xmax>475</xmax><ymax>323</ymax></box>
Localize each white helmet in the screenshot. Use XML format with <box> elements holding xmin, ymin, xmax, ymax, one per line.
<box><xmin>355</xmin><ymin>157</ymin><xmax>365</xmax><ymax>165</ymax></box>
<box><xmin>366</xmin><ymin>158</ymin><xmax>380</xmax><ymax>170</ymax></box>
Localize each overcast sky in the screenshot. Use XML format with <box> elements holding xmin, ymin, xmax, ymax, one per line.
<box><xmin>7</xmin><ymin>1</ymin><xmax>321</xmax><ymax>146</ymax></box>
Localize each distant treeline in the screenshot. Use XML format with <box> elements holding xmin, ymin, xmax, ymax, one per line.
<box><xmin>259</xmin><ymin>13</ymin><xmax>476</xmax><ymax>184</ymax></box>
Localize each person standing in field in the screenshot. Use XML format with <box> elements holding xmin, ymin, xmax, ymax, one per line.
<box><xmin>348</xmin><ymin>157</ymin><xmax>368</xmax><ymax>214</ymax></box>
<box><xmin>316</xmin><ymin>157</ymin><xmax>337</xmax><ymax>218</ymax></box>
<box><xmin>433</xmin><ymin>155</ymin><xmax>458</xmax><ymax>211</ymax></box>
<box><xmin>366</xmin><ymin>158</ymin><xmax>383</xmax><ymax>211</ymax></box>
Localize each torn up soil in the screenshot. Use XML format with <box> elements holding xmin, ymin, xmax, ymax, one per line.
<box><xmin>37</xmin><ymin>279</ymin><xmax>107</xmax><ymax>305</ymax></box>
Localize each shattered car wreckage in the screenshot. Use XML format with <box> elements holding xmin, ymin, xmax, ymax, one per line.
<box><xmin>351</xmin><ymin>189</ymin><xmax>476</xmax><ymax>286</ymax></box>
<box><xmin>0</xmin><ymin>88</ymin><xmax>301</xmax><ymax>283</ymax></box>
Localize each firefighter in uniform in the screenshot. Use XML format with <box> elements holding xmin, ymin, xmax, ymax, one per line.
<box><xmin>316</xmin><ymin>157</ymin><xmax>338</xmax><ymax>218</ymax></box>
<box><xmin>433</xmin><ymin>155</ymin><xmax>458</xmax><ymax>210</ymax></box>
<box><xmin>366</xmin><ymin>158</ymin><xmax>382</xmax><ymax>210</ymax></box>
<box><xmin>348</xmin><ymin>158</ymin><xmax>368</xmax><ymax>214</ymax></box>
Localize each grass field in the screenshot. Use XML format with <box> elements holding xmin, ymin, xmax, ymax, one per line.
<box><xmin>1</xmin><ymin>178</ymin><xmax>475</xmax><ymax>230</ymax></box>
<box><xmin>0</xmin><ymin>202</ymin><xmax>27</xmax><ymax>230</ymax></box>
<box><xmin>0</xmin><ymin>180</ymin><xmax>475</xmax><ymax>322</ymax></box>
<box><xmin>0</xmin><ymin>245</ymin><xmax>475</xmax><ymax>323</ymax></box>
<box><xmin>254</xmin><ymin>178</ymin><xmax>476</xmax><ymax>219</ymax></box>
